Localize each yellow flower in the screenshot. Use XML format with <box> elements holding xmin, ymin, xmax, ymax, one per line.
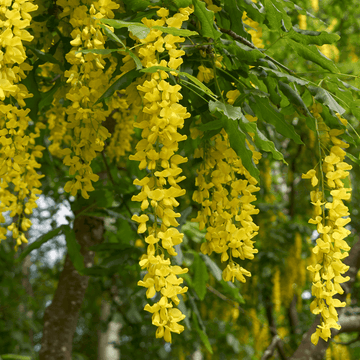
<box><xmin>129</xmin><ymin>7</ymin><xmax>193</xmax><ymax>342</ymax></box>
<box><xmin>303</xmin><ymin>124</ymin><xmax>352</xmax><ymax>344</ymax></box>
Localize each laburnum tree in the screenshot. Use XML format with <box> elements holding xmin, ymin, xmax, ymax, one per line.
<box><xmin>1</xmin><ymin>0</ymin><xmax>360</xmax><ymax>359</ymax></box>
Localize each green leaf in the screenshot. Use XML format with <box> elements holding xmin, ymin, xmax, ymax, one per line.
<box><xmin>0</xmin><ymin>355</ymin><xmax>32</xmax><ymax>360</ymax></box>
<box><xmin>76</xmin><ymin>47</ymin><xmax>143</xmax><ymax>70</ymax></box>
<box><xmin>200</xmin><ymin>254</ymin><xmax>222</xmax><ymax>281</ymax></box>
<box><xmin>140</xmin><ymin>65</ymin><xmax>171</xmax><ymax>73</ymax></box>
<box><xmin>121</xmin><ymin>0</ymin><xmax>150</xmax><ymax>11</ymax></box>
<box><xmin>236</xmin><ymin>115</ymin><xmax>286</xmax><ymax>162</ymax></box>
<box><xmin>178</xmin><ymin>294</ymin><xmax>191</xmax><ymax>330</ymax></box>
<box><xmin>209</xmin><ymin>100</ymin><xmax>243</xmax><ymax>120</ymax></box>
<box><xmin>192</xmin><ymin>253</ymin><xmax>209</xmax><ymax>300</ymax></box>
<box><xmin>198</xmin><ymin>327</ymin><xmax>213</xmax><ymax>354</ymax></box>
<box><xmin>179</xmin><ymin>71</ymin><xmax>217</xmax><ymax>97</ymax></box>
<box><xmin>197</xmin><ymin>119</ymin><xmax>224</xmax><ymax>131</ymax></box>
<box><xmin>224</xmin><ymin>118</ymin><xmax>260</xmax><ymax>181</ymax></box>
<box><xmin>95</xmin><ymin>69</ymin><xmax>139</xmax><ymax>104</ymax></box>
<box><xmin>38</xmin><ymin>79</ymin><xmax>62</xmax><ymax>112</ymax></box>
<box><xmin>141</xmin><ymin>66</ymin><xmax>217</xmax><ymax>97</ymax></box>
<box><xmin>99</xmin><ymin>18</ymin><xmax>144</xmax><ymax>29</ymax></box>
<box><xmin>263</xmin><ymin>0</ymin><xmax>286</xmax><ymax>31</ymax></box>
<box><xmin>76</xmin><ymin>48</ymin><xmax>119</xmax><ymax>55</ymax></box>
<box><xmin>260</xmin><ymin>67</ymin><xmax>309</xmax><ymax>86</ymax></box>
<box><xmin>308</xmin><ymin>85</ymin><xmax>346</xmax><ymax>115</ymax></box>
<box><xmin>207</xmin><ymin>101</ymin><xmax>260</xmax><ymax>175</ymax></box>
<box><xmin>288</xmin><ymin>28</ymin><xmax>340</xmax><ymax>46</ymax></box>
<box><xmin>16</xmin><ymin>225</ymin><xmax>67</xmax><ymax>263</ymax></box>
<box><xmin>271</xmin><ymin>0</ymin><xmax>292</xmax><ymax>30</ymax></box>
<box><xmin>346</xmin><ymin>152</ymin><xmax>360</xmax><ymax>166</ymax></box>
<box><xmin>98</xmin><ymin>19</ymin><xmax>150</xmax><ymax>39</ymax></box>
<box><xmin>254</xmin><ymin>128</ymin><xmax>286</xmax><ymax>163</ymax></box>
<box><xmin>64</xmin><ymin>226</ymin><xmax>84</xmax><ymax>273</ymax></box>
<box><xmin>124</xmin><ymin>49</ymin><xmax>143</xmax><ymax>70</ymax></box>
<box><xmin>191</xmin><ymin>311</ymin><xmax>213</xmax><ymax>354</ymax></box>
<box><xmin>219</xmin><ymin>280</ymin><xmax>244</xmax><ymax>303</ymax></box>
<box><xmin>21</xmin><ymin>68</ymin><xmax>41</xmax><ymax>120</ymax></box>
<box><xmin>171</xmin><ymin>0</ymin><xmax>192</xmax><ymax>7</ymax></box>
<box><xmin>193</xmin><ymin>0</ymin><xmax>221</xmax><ymax>40</ymax></box>
<box><xmin>100</xmin><ymin>24</ymin><xmax>125</xmax><ymax>47</ymax></box>
<box><xmin>263</xmin><ymin>76</ymin><xmax>282</xmax><ymax>105</ymax></box>
<box><xmin>128</xmin><ymin>24</ymin><xmax>150</xmax><ymax>39</ymax></box>
<box><xmin>27</xmin><ymin>46</ymin><xmax>64</xmax><ymax>71</ymax></box>
<box><xmin>223</xmin><ymin>0</ymin><xmax>248</xmax><ymax>39</ymax></box>
<box><xmin>286</xmin><ymin>39</ymin><xmax>338</xmax><ymax>73</ymax></box>
<box><xmin>251</xmin><ymin>97</ymin><xmax>303</xmax><ymax>144</ymax></box>
<box><xmin>239</xmin><ymin>0</ymin><xmax>264</xmax><ymax>23</ymax></box>
<box><xmin>224</xmin><ymin>41</ymin><xmax>265</xmax><ymax>63</ymax></box>
<box><xmin>278</xmin><ymin>81</ymin><xmax>312</xmax><ymax>117</ymax></box>
<box><xmin>152</xmin><ymin>26</ymin><xmax>198</xmax><ymax>37</ymax></box>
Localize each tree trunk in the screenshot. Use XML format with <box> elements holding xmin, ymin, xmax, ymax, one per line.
<box><xmin>39</xmin><ymin>214</ymin><xmax>104</xmax><ymax>360</ymax></box>
<box><xmin>98</xmin><ymin>299</ymin><xmax>121</xmax><ymax>360</ymax></box>
<box><xmin>20</xmin><ymin>255</ymin><xmax>34</xmax><ymax>349</ymax></box>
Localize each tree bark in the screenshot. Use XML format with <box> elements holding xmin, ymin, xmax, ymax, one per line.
<box><xmin>289</xmin><ymin>238</ymin><xmax>360</xmax><ymax>360</ymax></box>
<box><xmin>20</xmin><ymin>254</ymin><xmax>34</xmax><ymax>348</ymax></box>
<box><xmin>98</xmin><ymin>299</ymin><xmax>121</xmax><ymax>360</ymax></box>
<box><xmin>39</xmin><ymin>214</ymin><xmax>104</xmax><ymax>360</ymax></box>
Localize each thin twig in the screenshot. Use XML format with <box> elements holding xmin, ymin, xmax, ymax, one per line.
<box><xmin>219</xmin><ymin>28</ymin><xmax>294</xmax><ymax>74</ymax></box>
<box><xmin>261</xmin><ymin>335</ymin><xmax>281</xmax><ymax>360</ymax></box>
<box><xmin>49</xmin><ymin>74</ymin><xmax>61</xmax><ymax>83</ymax></box>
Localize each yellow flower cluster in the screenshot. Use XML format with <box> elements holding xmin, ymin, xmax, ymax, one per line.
<box><xmin>327</xmin><ymin>335</ymin><xmax>351</xmax><ymax>360</ymax></box>
<box><xmin>129</xmin><ymin>7</ymin><xmax>193</xmax><ymax>343</ymax></box>
<box><xmin>302</xmin><ymin>123</ymin><xmax>352</xmax><ymax>345</ymax></box>
<box><xmin>272</xmin><ymin>268</ymin><xmax>281</xmax><ymax>313</ymax></box>
<box><xmin>311</xmin><ymin>0</ymin><xmax>319</xmax><ymax>12</ymax></box>
<box><xmin>58</xmin><ymin>0</ymin><xmax>119</xmax><ymax>198</ymax></box>
<box><xmin>202</xmin><ymin>0</ymin><xmax>222</xmax><ymax>13</ymax></box>
<box><xmin>242</xmin><ymin>12</ymin><xmax>264</xmax><ymax>49</ymax></box>
<box><xmin>249</xmin><ymin>308</ymin><xmax>270</xmax><ymax>354</ymax></box>
<box><xmin>298</xmin><ymin>14</ymin><xmax>307</xmax><ymax>30</ymax></box>
<box><xmin>106</xmin><ymin>90</ymin><xmax>137</xmax><ymax>162</ymax></box>
<box><xmin>192</xmin><ymin>128</ymin><xmax>260</xmax><ymax>283</ymax></box>
<box><xmin>0</xmin><ymin>0</ymin><xmax>45</xmax><ymax>250</ymax></box>
<box><xmin>197</xmin><ymin>65</ymin><xmax>214</xmax><ymax>83</ymax></box>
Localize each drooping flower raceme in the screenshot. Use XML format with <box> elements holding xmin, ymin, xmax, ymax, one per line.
<box><xmin>303</xmin><ymin>109</ymin><xmax>352</xmax><ymax>345</ymax></box>
<box><xmin>129</xmin><ymin>7</ymin><xmax>193</xmax><ymax>343</ymax></box>
<box><xmin>191</xmin><ymin>127</ymin><xmax>260</xmax><ymax>283</ymax></box>
<box><xmin>57</xmin><ymin>0</ymin><xmax>119</xmax><ymax>199</ymax></box>
<box><xmin>0</xmin><ymin>0</ymin><xmax>45</xmax><ymax>250</ymax></box>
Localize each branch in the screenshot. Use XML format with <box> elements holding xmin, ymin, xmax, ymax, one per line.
<box><xmin>290</xmin><ymin>238</ymin><xmax>360</xmax><ymax>360</ymax></box>
<box><xmin>261</xmin><ymin>335</ymin><xmax>282</xmax><ymax>360</ymax></box>
<box><xmin>219</xmin><ymin>28</ymin><xmax>295</xmax><ymax>74</ymax></box>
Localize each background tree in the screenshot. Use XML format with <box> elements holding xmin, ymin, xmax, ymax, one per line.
<box><xmin>1</xmin><ymin>0</ymin><xmax>360</xmax><ymax>360</ymax></box>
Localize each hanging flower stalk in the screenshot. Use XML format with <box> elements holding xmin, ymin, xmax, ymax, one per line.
<box><xmin>303</xmin><ymin>105</ymin><xmax>352</xmax><ymax>345</ymax></box>
<box><xmin>129</xmin><ymin>7</ymin><xmax>193</xmax><ymax>343</ymax></box>
<box><xmin>61</xmin><ymin>0</ymin><xmax>119</xmax><ymax>198</ymax></box>
<box><xmin>191</xmin><ymin>127</ymin><xmax>260</xmax><ymax>283</ymax></box>
<box><xmin>0</xmin><ymin>0</ymin><xmax>45</xmax><ymax>250</ymax></box>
